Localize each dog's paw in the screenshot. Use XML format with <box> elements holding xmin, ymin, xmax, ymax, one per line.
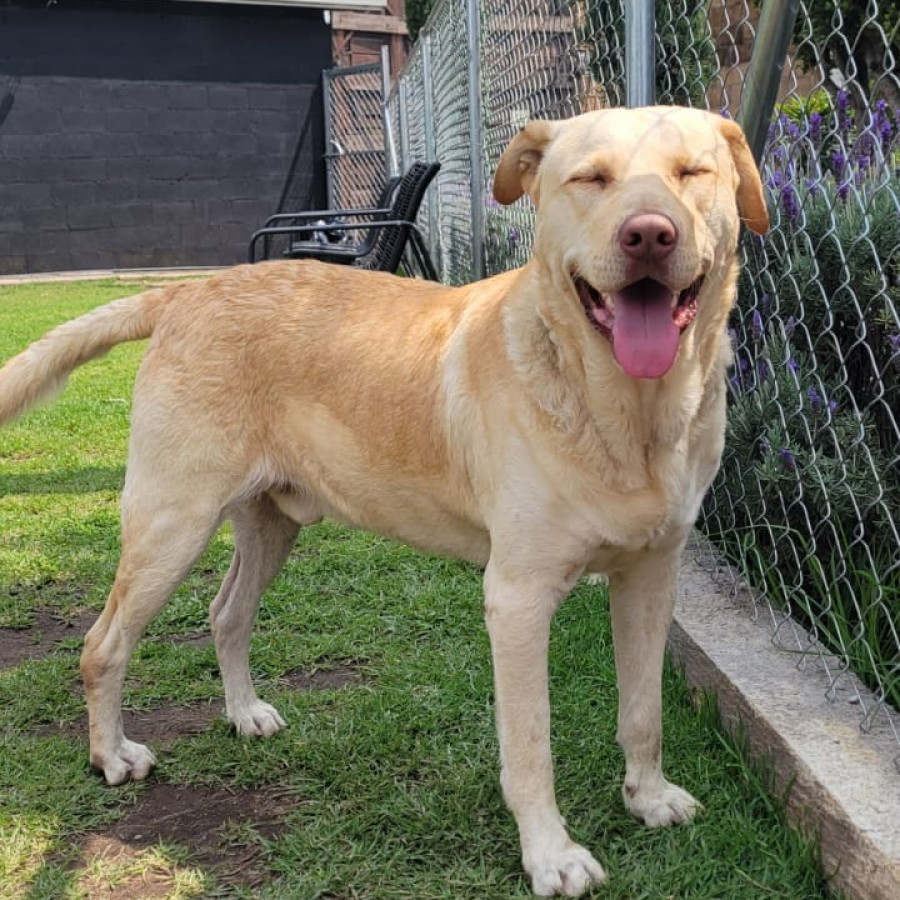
<box><xmin>624</xmin><ymin>779</ymin><xmax>700</xmax><ymax>827</ymax></box>
<box><xmin>229</xmin><ymin>700</ymin><xmax>286</xmax><ymax>738</ymax></box>
<box><xmin>582</xmin><ymin>572</ymin><xmax>608</xmax><ymax>587</ymax></box>
<box><xmin>92</xmin><ymin>738</ymin><xmax>157</xmax><ymax>786</ymax></box>
<box><xmin>528</xmin><ymin>844</ymin><xmax>607</xmax><ymax>897</ymax></box>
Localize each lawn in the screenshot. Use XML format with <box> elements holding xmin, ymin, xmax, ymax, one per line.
<box><xmin>0</xmin><ymin>278</ymin><xmax>836</xmax><ymax>899</ymax></box>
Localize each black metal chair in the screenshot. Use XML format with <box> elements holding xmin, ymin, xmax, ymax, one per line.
<box><xmin>249</xmin><ymin>162</ymin><xmax>440</xmax><ymax>280</ymax></box>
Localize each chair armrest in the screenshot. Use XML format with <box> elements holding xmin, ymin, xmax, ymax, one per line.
<box><xmin>259</xmin><ymin>207</ymin><xmax>393</xmax><ymax>228</ymax></box>
<box><xmin>282</xmin><ymin>219</ymin><xmax>417</xmax><ymax>235</ymax></box>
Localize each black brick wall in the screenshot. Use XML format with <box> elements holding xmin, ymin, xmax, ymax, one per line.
<box><xmin>0</xmin><ymin>0</ymin><xmax>331</xmax><ymax>275</ymax></box>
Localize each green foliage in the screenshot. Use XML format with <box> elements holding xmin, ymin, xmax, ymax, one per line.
<box><xmin>405</xmin><ymin>0</ymin><xmax>436</xmax><ymax>42</ymax></box>
<box><xmin>584</xmin><ymin>0</ymin><xmax>718</xmax><ymax>105</ymax></box>
<box><xmin>802</xmin><ymin>0</ymin><xmax>900</xmax><ymax>41</ymax></box>
<box><xmin>794</xmin><ymin>0</ymin><xmax>900</xmax><ymax>104</ymax></box>
<box><xmin>776</xmin><ymin>89</ymin><xmax>833</xmax><ymax>125</ymax></box>
<box><xmin>709</xmin><ymin>132</ymin><xmax>900</xmax><ymax>707</ymax></box>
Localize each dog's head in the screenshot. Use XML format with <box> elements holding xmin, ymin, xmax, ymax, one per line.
<box><xmin>493</xmin><ymin>107</ymin><xmax>768</xmax><ymax>379</ymax></box>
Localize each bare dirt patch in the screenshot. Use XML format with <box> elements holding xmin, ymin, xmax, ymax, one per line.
<box><xmin>34</xmin><ymin>664</ymin><xmax>364</xmax><ymax>745</ymax></box>
<box><xmin>33</xmin><ymin>698</ymin><xmax>222</xmax><ymax>746</ymax></box>
<box><xmin>29</xmin><ymin>660</ymin><xmax>362</xmax><ymax>896</ymax></box>
<box><xmin>280</xmin><ymin>664</ymin><xmax>364</xmax><ymax>691</ymax></box>
<box><xmin>0</xmin><ymin>607</ymin><xmax>96</xmax><ymax>668</ymax></box>
<box><xmin>70</xmin><ymin>782</ymin><xmax>300</xmax><ymax>896</ymax></box>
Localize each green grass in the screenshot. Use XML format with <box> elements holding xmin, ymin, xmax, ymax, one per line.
<box><xmin>0</xmin><ymin>279</ymin><xmax>837</xmax><ymax>899</ymax></box>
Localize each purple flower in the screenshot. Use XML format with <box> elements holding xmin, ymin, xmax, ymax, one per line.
<box><xmin>508</xmin><ymin>227</ymin><xmax>520</xmax><ymax>247</ymax></box>
<box><xmin>837</xmin><ymin>179</ymin><xmax>851</xmax><ymax>201</ymax></box>
<box><xmin>831</xmin><ymin>149</ymin><xmax>846</xmax><ymax>179</ymax></box>
<box><xmin>784</xmin><ymin>315</ymin><xmax>797</xmax><ymax>338</ymax></box>
<box><xmin>759</xmin><ymin>292</ymin><xmax>772</xmax><ymax>314</ymax></box>
<box><xmin>779</xmin><ymin>447</ymin><xmax>797</xmax><ymax>470</ymax></box>
<box><xmin>889</xmin><ymin>334</ymin><xmax>900</xmax><ymax>368</ymax></box>
<box><xmin>781</xmin><ymin>184</ymin><xmax>800</xmax><ymax>222</ymax></box>
<box><xmin>758</xmin><ymin>359</ymin><xmax>770</xmax><ymax>381</ymax></box>
<box><xmin>855</xmin><ymin>128</ymin><xmax>874</xmax><ymax>157</ymax></box>
<box><xmin>837</xmin><ymin>89</ymin><xmax>853</xmax><ymax>135</ymax></box>
<box><xmin>751</xmin><ymin>309</ymin><xmax>764</xmax><ymax>340</ymax></box>
<box><xmin>807</xmin><ymin>385</ymin><xmax>836</xmax><ymax>417</ymax></box>
<box><xmin>808</xmin><ymin>389</ymin><xmax>838</xmax><ymax>417</ymax></box>
<box><xmin>788</xmin><ymin>357</ymin><xmax>800</xmax><ymax>374</ymax></box>
<box><xmin>837</xmin><ymin>89</ymin><xmax>850</xmax><ymax>114</ymax></box>
<box><xmin>806</xmin><ymin>178</ymin><xmax>821</xmax><ymax>197</ymax></box>
<box><xmin>809</xmin><ymin>111</ymin><xmax>822</xmax><ymax>142</ymax></box>
<box><xmin>808</xmin><ymin>386</ymin><xmax>822</xmax><ymax>410</ymax></box>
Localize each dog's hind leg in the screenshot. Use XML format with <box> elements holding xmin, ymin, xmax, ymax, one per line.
<box><xmin>81</xmin><ymin>492</ymin><xmax>225</xmax><ymax>786</ymax></box>
<box><xmin>210</xmin><ymin>495</ymin><xmax>300</xmax><ymax>738</ymax></box>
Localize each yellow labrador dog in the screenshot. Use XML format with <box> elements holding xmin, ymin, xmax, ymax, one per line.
<box><xmin>0</xmin><ymin>107</ymin><xmax>766</xmax><ymax>896</ymax></box>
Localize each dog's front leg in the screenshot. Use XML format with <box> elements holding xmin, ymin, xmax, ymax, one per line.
<box><xmin>484</xmin><ymin>559</ymin><xmax>606</xmax><ymax>897</ymax></box>
<box><xmin>608</xmin><ymin>544</ymin><xmax>699</xmax><ymax>827</ymax></box>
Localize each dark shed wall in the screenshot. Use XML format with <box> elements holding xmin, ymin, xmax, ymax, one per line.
<box><xmin>0</xmin><ymin>0</ymin><xmax>331</xmax><ymax>274</ymax></box>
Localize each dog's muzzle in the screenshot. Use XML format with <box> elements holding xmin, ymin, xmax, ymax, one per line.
<box><xmin>574</xmin><ymin>275</ymin><xmax>704</xmax><ymax>379</ymax></box>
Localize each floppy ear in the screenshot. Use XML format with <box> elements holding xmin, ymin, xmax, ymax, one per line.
<box><xmin>493</xmin><ymin>119</ymin><xmax>558</xmax><ymax>206</ymax></box>
<box><xmin>719</xmin><ymin>118</ymin><xmax>769</xmax><ymax>235</ymax></box>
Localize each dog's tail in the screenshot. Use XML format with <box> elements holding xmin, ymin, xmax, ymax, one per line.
<box><xmin>0</xmin><ymin>286</ymin><xmax>171</xmax><ymax>427</ymax></box>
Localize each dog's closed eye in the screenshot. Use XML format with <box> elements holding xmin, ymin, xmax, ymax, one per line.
<box><xmin>676</xmin><ymin>165</ymin><xmax>714</xmax><ymax>181</ymax></box>
<box><xmin>568</xmin><ymin>166</ymin><xmax>613</xmax><ymax>188</ymax></box>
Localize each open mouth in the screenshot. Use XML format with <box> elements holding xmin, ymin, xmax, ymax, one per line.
<box><xmin>574</xmin><ymin>275</ymin><xmax>704</xmax><ymax>378</ymax></box>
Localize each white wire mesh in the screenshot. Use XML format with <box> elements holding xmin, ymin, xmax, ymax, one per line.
<box><xmin>709</xmin><ymin>1</ymin><xmax>900</xmax><ymax>748</ymax></box>
<box><xmin>347</xmin><ymin>0</ymin><xmax>900</xmax><ymax>752</ymax></box>
<box><xmin>480</xmin><ymin>0</ymin><xmax>593</xmax><ymax>275</ymax></box>
<box><xmin>323</xmin><ymin>64</ymin><xmax>386</xmax><ymax>211</ymax></box>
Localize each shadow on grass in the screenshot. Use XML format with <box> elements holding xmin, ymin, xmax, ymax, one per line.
<box><xmin>0</xmin><ymin>465</ymin><xmax>125</xmax><ymax>495</ymax></box>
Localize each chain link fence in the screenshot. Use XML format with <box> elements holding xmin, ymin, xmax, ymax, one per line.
<box><xmin>322</xmin><ymin>63</ymin><xmax>387</xmax><ymax>211</ymax></box>
<box><xmin>375</xmin><ymin>0</ymin><xmax>900</xmax><ymax>752</ymax></box>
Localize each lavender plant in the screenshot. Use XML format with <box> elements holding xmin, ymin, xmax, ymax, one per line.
<box><xmin>708</xmin><ymin>92</ymin><xmax>900</xmax><ymax>707</ymax></box>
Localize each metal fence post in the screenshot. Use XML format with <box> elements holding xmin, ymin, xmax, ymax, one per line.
<box><xmin>397</xmin><ymin>76</ymin><xmax>410</xmax><ymax>173</ymax></box>
<box><xmin>321</xmin><ymin>69</ymin><xmax>338</xmax><ymax>207</ymax></box>
<box><xmin>738</xmin><ymin>0</ymin><xmax>802</xmax><ymax>165</ymax></box>
<box><xmin>625</xmin><ymin>0</ymin><xmax>655</xmax><ymax>107</ymax></box>
<box><xmin>380</xmin><ymin>45</ymin><xmax>399</xmax><ymax>177</ymax></box>
<box><xmin>422</xmin><ymin>32</ymin><xmax>437</xmax><ymax>166</ymax></box>
<box><xmin>421</xmin><ymin>30</ymin><xmax>441</xmax><ymax>276</ymax></box>
<box><xmin>466</xmin><ymin>0</ymin><xmax>485</xmax><ymax>281</ymax></box>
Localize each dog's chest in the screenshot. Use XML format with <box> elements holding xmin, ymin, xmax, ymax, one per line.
<box><xmin>634</xmin><ymin>453</ymin><xmax>697</xmax><ymax>539</ymax></box>
<box><xmin>558</xmin><ymin>435</ymin><xmax>707</xmax><ymax>561</ymax></box>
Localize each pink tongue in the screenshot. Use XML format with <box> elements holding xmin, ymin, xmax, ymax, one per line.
<box><xmin>611</xmin><ymin>290</ymin><xmax>680</xmax><ymax>378</ymax></box>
